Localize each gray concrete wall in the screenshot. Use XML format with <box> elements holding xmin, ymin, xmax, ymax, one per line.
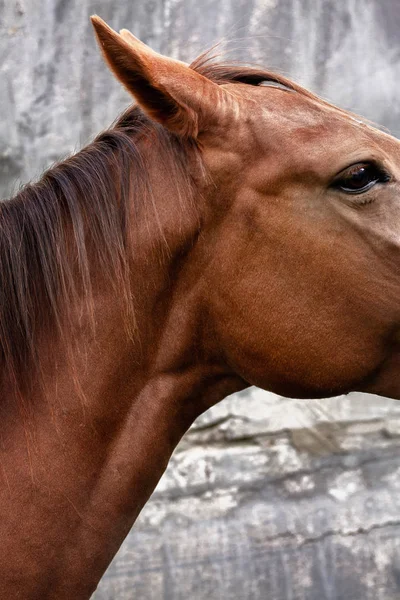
<box><xmin>95</xmin><ymin>390</ymin><xmax>400</xmax><ymax>600</ymax></box>
<box><xmin>1</xmin><ymin>1</ymin><xmax>400</xmax><ymax>598</ymax></box>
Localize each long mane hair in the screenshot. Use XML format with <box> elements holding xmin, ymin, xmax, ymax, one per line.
<box><xmin>0</xmin><ymin>52</ymin><xmax>305</xmax><ymax>392</ymax></box>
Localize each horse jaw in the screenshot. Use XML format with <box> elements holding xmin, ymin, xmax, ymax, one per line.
<box><xmin>360</xmin><ymin>348</ymin><xmax>400</xmax><ymax>401</ymax></box>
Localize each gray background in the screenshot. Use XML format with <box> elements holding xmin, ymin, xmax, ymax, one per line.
<box><xmin>1</xmin><ymin>1</ymin><xmax>400</xmax><ymax>599</ymax></box>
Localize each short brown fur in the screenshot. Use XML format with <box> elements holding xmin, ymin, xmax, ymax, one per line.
<box><xmin>1</xmin><ymin>15</ymin><xmax>400</xmax><ymax>599</ymax></box>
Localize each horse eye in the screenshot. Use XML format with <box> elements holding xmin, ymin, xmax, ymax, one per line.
<box><xmin>332</xmin><ymin>163</ymin><xmax>390</xmax><ymax>194</ymax></box>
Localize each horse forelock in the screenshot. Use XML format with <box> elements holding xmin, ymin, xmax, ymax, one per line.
<box><xmin>190</xmin><ymin>51</ymin><xmax>385</xmax><ymax>133</ymax></box>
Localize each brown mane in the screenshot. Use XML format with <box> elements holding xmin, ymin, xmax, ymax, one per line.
<box><xmin>0</xmin><ymin>53</ymin><xmax>311</xmax><ymax>393</ymax></box>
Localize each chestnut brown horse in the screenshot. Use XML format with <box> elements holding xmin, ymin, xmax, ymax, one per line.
<box><xmin>1</xmin><ymin>14</ymin><xmax>400</xmax><ymax>598</ymax></box>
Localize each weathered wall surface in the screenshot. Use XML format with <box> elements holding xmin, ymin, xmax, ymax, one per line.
<box><xmin>92</xmin><ymin>390</ymin><xmax>400</xmax><ymax>600</ymax></box>
<box><xmin>1</xmin><ymin>1</ymin><xmax>400</xmax><ymax>599</ymax></box>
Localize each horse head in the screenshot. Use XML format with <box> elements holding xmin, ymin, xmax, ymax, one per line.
<box><xmin>92</xmin><ymin>16</ymin><xmax>400</xmax><ymax>402</ymax></box>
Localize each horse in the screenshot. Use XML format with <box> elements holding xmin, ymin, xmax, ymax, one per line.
<box><xmin>1</xmin><ymin>13</ymin><xmax>400</xmax><ymax>598</ymax></box>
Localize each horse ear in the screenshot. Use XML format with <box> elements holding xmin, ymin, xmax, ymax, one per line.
<box><xmin>90</xmin><ymin>16</ymin><xmax>231</xmax><ymax>138</ymax></box>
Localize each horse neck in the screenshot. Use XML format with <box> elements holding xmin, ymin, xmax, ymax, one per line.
<box><xmin>0</xmin><ymin>133</ymin><xmax>245</xmax><ymax>599</ymax></box>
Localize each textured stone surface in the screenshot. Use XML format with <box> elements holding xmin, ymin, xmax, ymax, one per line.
<box><xmin>94</xmin><ymin>390</ymin><xmax>400</xmax><ymax>600</ymax></box>
<box><xmin>2</xmin><ymin>1</ymin><xmax>400</xmax><ymax>599</ymax></box>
